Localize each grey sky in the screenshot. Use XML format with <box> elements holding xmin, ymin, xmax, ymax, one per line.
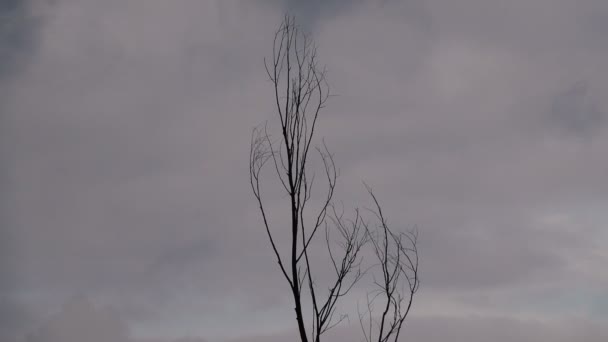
<box><xmin>1</xmin><ymin>0</ymin><xmax>607</xmax><ymax>341</ymax></box>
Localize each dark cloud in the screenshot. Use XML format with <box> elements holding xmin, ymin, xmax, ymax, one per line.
<box><xmin>0</xmin><ymin>0</ymin><xmax>42</xmax><ymax>80</ymax></box>
<box><xmin>549</xmin><ymin>81</ymin><xmax>606</xmax><ymax>138</ymax></box>
<box><xmin>0</xmin><ymin>0</ymin><xmax>44</xmax><ymax>299</ymax></box>
<box><xmin>0</xmin><ymin>296</ymin><xmax>35</xmax><ymax>342</ymax></box>
<box><xmin>262</xmin><ymin>0</ymin><xmax>364</xmax><ymax>27</ymax></box>
<box><xmin>262</xmin><ymin>0</ymin><xmax>432</xmax><ymax>33</ymax></box>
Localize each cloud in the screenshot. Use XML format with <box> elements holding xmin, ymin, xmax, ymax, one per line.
<box><xmin>26</xmin><ymin>297</ymin><xmax>130</xmax><ymax>342</ymax></box>
<box><xmin>0</xmin><ymin>296</ymin><xmax>35</xmax><ymax>342</ymax></box>
<box><xmin>0</xmin><ymin>0</ymin><xmax>40</xmax><ymax>79</ymax></box>
<box><xmin>1</xmin><ymin>0</ymin><xmax>607</xmax><ymax>341</ymax></box>
<box><xmin>259</xmin><ymin>0</ymin><xmax>364</xmax><ymax>28</ymax></box>
<box><xmin>549</xmin><ymin>81</ymin><xmax>606</xmax><ymax>138</ymax></box>
<box><xmin>223</xmin><ymin>315</ymin><xmax>608</xmax><ymax>342</ymax></box>
<box><xmin>24</xmin><ymin>297</ymin><xmax>207</xmax><ymax>342</ymax></box>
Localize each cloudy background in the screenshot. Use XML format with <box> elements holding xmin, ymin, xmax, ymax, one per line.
<box><xmin>1</xmin><ymin>0</ymin><xmax>608</xmax><ymax>341</ymax></box>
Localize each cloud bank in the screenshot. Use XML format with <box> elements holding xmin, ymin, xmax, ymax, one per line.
<box><xmin>1</xmin><ymin>0</ymin><xmax>607</xmax><ymax>341</ymax></box>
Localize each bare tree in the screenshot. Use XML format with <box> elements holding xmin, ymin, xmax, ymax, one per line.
<box><xmin>249</xmin><ymin>15</ymin><xmax>419</xmax><ymax>342</ymax></box>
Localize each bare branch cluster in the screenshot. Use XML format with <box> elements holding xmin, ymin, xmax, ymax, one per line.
<box><xmin>359</xmin><ymin>186</ymin><xmax>419</xmax><ymax>342</ymax></box>
<box><xmin>249</xmin><ymin>15</ymin><xmax>419</xmax><ymax>342</ymax></box>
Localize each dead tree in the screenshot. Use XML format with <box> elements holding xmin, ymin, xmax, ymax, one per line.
<box><xmin>250</xmin><ymin>15</ymin><xmax>419</xmax><ymax>342</ymax></box>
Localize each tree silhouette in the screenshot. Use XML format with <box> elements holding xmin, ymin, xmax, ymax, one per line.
<box><xmin>250</xmin><ymin>15</ymin><xmax>419</xmax><ymax>342</ymax></box>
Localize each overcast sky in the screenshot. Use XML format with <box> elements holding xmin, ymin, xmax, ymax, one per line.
<box><xmin>1</xmin><ymin>0</ymin><xmax>608</xmax><ymax>341</ymax></box>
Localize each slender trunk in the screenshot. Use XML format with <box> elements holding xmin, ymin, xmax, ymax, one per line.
<box><xmin>291</xmin><ymin>197</ymin><xmax>309</xmax><ymax>342</ymax></box>
<box><xmin>293</xmin><ymin>289</ymin><xmax>309</xmax><ymax>342</ymax></box>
